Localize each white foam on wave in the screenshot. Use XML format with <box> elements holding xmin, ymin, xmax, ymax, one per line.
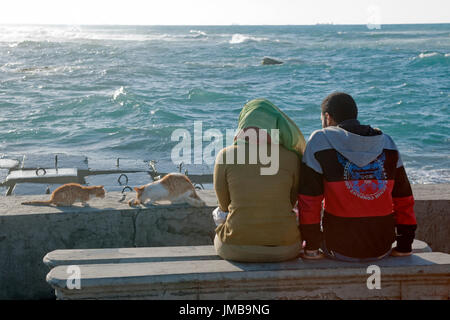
<box><xmin>112</xmin><ymin>86</ymin><xmax>126</xmax><ymax>101</ymax></box>
<box><xmin>150</xmin><ymin>108</ymin><xmax>159</xmax><ymax>115</ymax></box>
<box><xmin>0</xmin><ymin>25</ymin><xmax>197</xmax><ymax>43</ymax></box>
<box><xmin>418</xmin><ymin>52</ymin><xmax>440</xmax><ymax>59</ymax></box>
<box><xmin>229</xmin><ymin>33</ymin><xmax>269</xmax><ymax>44</ymax></box>
<box><xmin>0</xmin><ymin>25</ymin><xmax>85</xmax><ymax>43</ymax></box>
<box><xmin>189</xmin><ymin>30</ymin><xmax>207</xmax><ymax>37</ymax></box>
<box><xmin>407</xmin><ymin>168</ymin><xmax>450</xmax><ymax>184</ymax></box>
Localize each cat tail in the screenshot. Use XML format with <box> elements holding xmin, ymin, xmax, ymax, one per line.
<box><xmin>21</xmin><ymin>200</ymin><xmax>53</xmax><ymax>206</ymax></box>
<box><xmin>186</xmin><ymin>190</ymin><xmax>206</xmax><ymax>207</ymax></box>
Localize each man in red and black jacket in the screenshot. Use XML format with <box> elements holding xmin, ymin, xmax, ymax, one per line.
<box><xmin>298</xmin><ymin>92</ymin><xmax>417</xmax><ymax>261</ymax></box>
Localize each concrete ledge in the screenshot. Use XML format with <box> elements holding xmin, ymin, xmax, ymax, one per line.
<box><xmin>411</xmin><ymin>185</ymin><xmax>450</xmax><ymax>253</ymax></box>
<box><xmin>46</xmin><ymin>251</ymin><xmax>450</xmax><ymax>300</ymax></box>
<box><xmin>0</xmin><ymin>184</ymin><xmax>448</xmax><ymax>299</ymax></box>
<box><xmin>0</xmin><ymin>190</ymin><xmax>218</xmax><ymax>299</ymax></box>
<box><xmin>43</xmin><ymin>240</ymin><xmax>431</xmax><ymax>268</ymax></box>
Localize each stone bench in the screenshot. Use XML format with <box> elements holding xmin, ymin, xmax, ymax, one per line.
<box><xmin>43</xmin><ymin>240</ymin><xmax>431</xmax><ymax>268</ymax></box>
<box><xmin>44</xmin><ymin>241</ymin><xmax>449</xmax><ymax>300</ymax></box>
<box><xmin>44</xmin><ymin>245</ymin><xmax>219</xmax><ymax>268</ymax></box>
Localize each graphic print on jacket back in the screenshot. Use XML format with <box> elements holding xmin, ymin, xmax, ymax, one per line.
<box><xmin>336</xmin><ymin>152</ymin><xmax>387</xmax><ymax>201</ymax></box>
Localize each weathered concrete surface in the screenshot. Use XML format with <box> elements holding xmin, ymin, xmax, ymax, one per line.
<box><xmin>0</xmin><ymin>184</ymin><xmax>448</xmax><ymax>299</ymax></box>
<box><xmin>44</xmin><ymin>245</ymin><xmax>219</xmax><ymax>268</ymax></box>
<box><xmin>0</xmin><ymin>190</ymin><xmax>217</xmax><ymax>300</ymax></box>
<box><xmin>411</xmin><ymin>184</ymin><xmax>450</xmax><ymax>253</ymax></box>
<box><xmin>46</xmin><ymin>251</ymin><xmax>450</xmax><ymax>300</ymax></box>
<box><xmin>43</xmin><ymin>240</ymin><xmax>431</xmax><ymax>268</ymax></box>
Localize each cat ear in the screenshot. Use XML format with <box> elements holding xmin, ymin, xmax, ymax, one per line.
<box><xmin>134</xmin><ymin>187</ymin><xmax>140</xmax><ymax>192</ymax></box>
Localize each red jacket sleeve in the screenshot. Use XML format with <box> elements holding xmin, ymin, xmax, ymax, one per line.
<box><xmin>392</xmin><ymin>165</ymin><xmax>417</xmax><ymax>252</ymax></box>
<box><xmin>298</xmin><ymin>162</ymin><xmax>324</xmax><ymax>250</ymax></box>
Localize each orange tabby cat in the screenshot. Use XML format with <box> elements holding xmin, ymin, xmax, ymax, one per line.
<box><xmin>128</xmin><ymin>173</ymin><xmax>205</xmax><ymax>207</ymax></box>
<box><xmin>21</xmin><ymin>183</ymin><xmax>105</xmax><ymax>207</ymax></box>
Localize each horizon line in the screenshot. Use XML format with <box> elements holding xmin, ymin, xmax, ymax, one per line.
<box><xmin>1</xmin><ymin>22</ymin><xmax>449</xmax><ymax>27</ymax></box>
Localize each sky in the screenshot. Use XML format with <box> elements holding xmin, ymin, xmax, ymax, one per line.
<box><xmin>0</xmin><ymin>0</ymin><xmax>449</xmax><ymax>25</ymax></box>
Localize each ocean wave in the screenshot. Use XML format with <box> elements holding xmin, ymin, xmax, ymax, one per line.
<box><xmin>0</xmin><ymin>62</ymin><xmax>21</xmax><ymax>72</ymax></box>
<box><xmin>418</xmin><ymin>52</ymin><xmax>441</xmax><ymax>59</ymax></box>
<box><xmin>6</xmin><ymin>40</ymin><xmax>52</xmax><ymax>48</ymax></box>
<box><xmin>184</xmin><ymin>61</ymin><xmax>250</xmax><ymax>69</ymax></box>
<box><xmin>0</xmin><ymin>25</ymin><xmax>88</xmax><ymax>43</ymax></box>
<box><xmin>16</xmin><ymin>65</ymin><xmax>85</xmax><ymax>75</ymax></box>
<box><xmin>147</xmin><ymin>108</ymin><xmax>186</xmax><ymax>122</ymax></box>
<box><xmin>187</xmin><ymin>88</ymin><xmax>241</xmax><ymax>103</ymax></box>
<box><xmin>407</xmin><ymin>168</ymin><xmax>450</xmax><ymax>184</ymax></box>
<box><xmin>229</xmin><ymin>34</ymin><xmax>270</xmax><ymax>44</ymax></box>
<box><xmin>410</xmin><ymin>52</ymin><xmax>449</xmax><ymax>65</ymax></box>
<box><xmin>0</xmin><ymin>26</ymin><xmax>285</xmax><ymax>45</ymax></box>
<box><xmin>189</xmin><ymin>30</ymin><xmax>208</xmax><ymax>38</ymax></box>
<box><xmin>393</xmin><ymin>83</ymin><xmax>408</xmax><ymax>89</ymax></box>
<box><xmin>0</xmin><ymin>25</ymin><xmax>207</xmax><ymax>43</ymax></box>
<box><xmin>112</xmin><ymin>86</ymin><xmax>126</xmax><ymax>101</ymax></box>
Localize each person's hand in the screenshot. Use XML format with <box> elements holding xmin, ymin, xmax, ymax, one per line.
<box><xmin>300</xmin><ymin>249</ymin><xmax>325</xmax><ymax>260</ymax></box>
<box><xmin>390</xmin><ymin>249</ymin><xmax>412</xmax><ymax>257</ymax></box>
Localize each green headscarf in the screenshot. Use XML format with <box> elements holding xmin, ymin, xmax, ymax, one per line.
<box><xmin>235</xmin><ymin>98</ymin><xmax>306</xmax><ymax>159</ymax></box>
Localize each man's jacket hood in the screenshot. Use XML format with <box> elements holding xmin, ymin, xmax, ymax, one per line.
<box><xmin>322</xmin><ymin>126</ymin><xmax>384</xmax><ymax>167</ymax></box>
<box><xmin>303</xmin><ymin>120</ymin><xmax>401</xmax><ymax>174</ymax></box>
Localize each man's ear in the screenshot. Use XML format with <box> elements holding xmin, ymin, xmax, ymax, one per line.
<box><xmin>324</xmin><ymin>112</ymin><xmax>337</xmax><ymax>127</ymax></box>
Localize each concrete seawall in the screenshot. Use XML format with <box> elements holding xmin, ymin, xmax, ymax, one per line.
<box><xmin>0</xmin><ymin>184</ymin><xmax>448</xmax><ymax>300</ymax></box>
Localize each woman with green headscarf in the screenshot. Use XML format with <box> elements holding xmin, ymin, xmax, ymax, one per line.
<box><xmin>213</xmin><ymin>98</ymin><xmax>306</xmax><ymax>262</ymax></box>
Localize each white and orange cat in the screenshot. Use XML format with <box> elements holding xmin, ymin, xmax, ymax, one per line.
<box><xmin>128</xmin><ymin>173</ymin><xmax>205</xmax><ymax>207</ymax></box>
<box><xmin>21</xmin><ymin>183</ymin><xmax>106</xmax><ymax>207</ymax></box>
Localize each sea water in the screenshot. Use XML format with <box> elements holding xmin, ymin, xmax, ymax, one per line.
<box><xmin>0</xmin><ymin>24</ymin><xmax>449</xmax><ymax>183</ymax></box>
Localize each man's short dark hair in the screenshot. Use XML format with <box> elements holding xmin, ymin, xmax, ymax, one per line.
<box><xmin>321</xmin><ymin>92</ymin><xmax>358</xmax><ymax>124</ymax></box>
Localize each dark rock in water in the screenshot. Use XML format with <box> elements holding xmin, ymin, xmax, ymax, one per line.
<box><xmin>262</xmin><ymin>57</ymin><xmax>283</xmax><ymax>65</ymax></box>
<box><xmin>20</xmin><ymin>66</ymin><xmax>51</xmax><ymax>72</ymax></box>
